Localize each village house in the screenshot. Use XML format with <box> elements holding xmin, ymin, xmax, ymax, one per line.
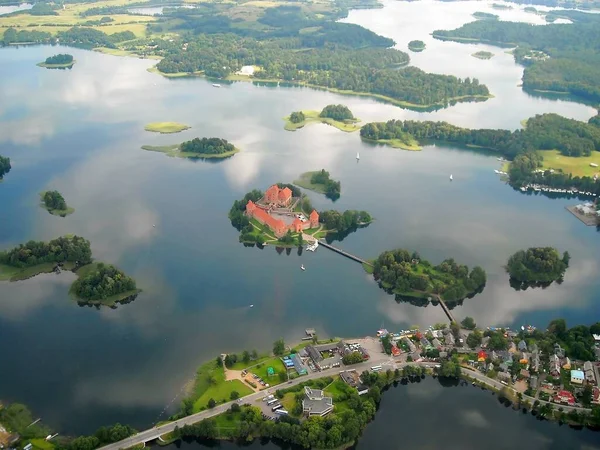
<box><xmin>570</xmin><ymin>369</ymin><xmax>585</xmax><ymax>385</ymax></box>
<box><xmin>497</xmin><ymin>372</ymin><xmax>511</xmax><ymax>383</ymax></box>
<box><xmin>554</xmin><ymin>343</ymin><xmax>565</xmax><ymax>358</ymax></box>
<box><xmin>302</xmin><ymin>386</ymin><xmax>333</xmax><ymax>417</ymax></box>
<box><xmin>554</xmin><ymin>390</ymin><xmax>576</xmax><ymax>406</ymax></box>
<box><xmin>444</xmin><ymin>332</ymin><xmax>455</xmax><ymax>346</ymax></box>
<box><xmin>583</xmin><ymin>361</ymin><xmax>596</xmax><ymax>384</ymax></box>
<box><xmin>530</xmin><ymin>349</ymin><xmax>540</xmax><ymax>373</ymax></box>
<box><xmin>593</xmin><ymin>387</ymin><xmax>600</xmax><ymax>405</ymax></box>
<box><xmin>530</xmin><ymin>375</ymin><xmax>539</xmax><ymax>390</ymax></box>
<box><xmin>550</xmin><ymin>354</ymin><xmax>561</xmax><ymax>377</ymax></box>
<box><xmin>431</xmin><ymin>338</ymin><xmax>442</xmax><ymax>350</ymax></box>
<box><xmin>520</xmin><ymin>369</ymin><xmax>530</xmax><ymax>379</ymax></box>
<box><xmin>518</xmin><ymin>340</ymin><xmax>527</xmax><ymax>352</ymax></box>
<box><xmin>562</xmin><ymin>357</ymin><xmax>571</xmax><ymax>370</ymax></box>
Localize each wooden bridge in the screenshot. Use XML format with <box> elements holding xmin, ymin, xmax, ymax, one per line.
<box><xmin>318</xmin><ymin>240</ymin><xmax>373</xmax><ymax>267</ymax></box>
<box><xmin>437</xmin><ymin>297</ymin><xmax>457</xmax><ymax>324</ymax></box>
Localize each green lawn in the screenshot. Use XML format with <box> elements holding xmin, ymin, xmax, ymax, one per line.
<box><xmin>283</xmin><ymin>110</ymin><xmax>361</xmax><ymax>133</ymax></box>
<box><xmin>293</xmin><ymin>171</ymin><xmax>328</xmax><ymax>194</ymax></box>
<box><xmin>248</xmin><ymin>357</ymin><xmax>287</xmax><ymax>384</ymax></box>
<box><xmin>30</xmin><ymin>438</ymin><xmax>55</xmax><ymax>450</ymax></box>
<box><xmin>144</xmin><ymin>122</ymin><xmax>191</xmax><ymax>134</ymax></box>
<box><xmin>361</xmin><ymin>137</ymin><xmax>421</xmax><ymax>151</ymax></box>
<box><xmin>141</xmin><ymin>144</ymin><xmax>239</xmax><ymax>159</ymax></box>
<box><xmin>191</xmin><ymin>361</ymin><xmax>253</xmax><ymax>412</ymax></box>
<box><xmin>538</xmin><ymin>149</ymin><xmax>600</xmax><ymax>177</ymax></box>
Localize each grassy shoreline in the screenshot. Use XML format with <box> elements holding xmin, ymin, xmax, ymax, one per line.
<box><xmin>36</xmin><ymin>61</ymin><xmax>75</xmax><ymax>69</ymax></box>
<box><xmin>361</xmin><ymin>137</ymin><xmax>421</xmax><ymax>151</ymax></box>
<box><xmin>0</xmin><ymin>261</ymin><xmax>78</xmax><ymax>282</ymax></box>
<box><xmin>39</xmin><ymin>192</ymin><xmax>75</xmax><ymax>217</ymax></box>
<box><xmin>144</xmin><ymin>122</ymin><xmax>191</xmax><ymax>134</ymax></box>
<box><xmin>69</xmin><ymin>262</ymin><xmax>141</xmax><ymax>307</ymax></box>
<box><xmin>283</xmin><ymin>110</ymin><xmax>361</xmax><ymax>132</ymax></box>
<box><xmin>293</xmin><ymin>171</ymin><xmax>329</xmax><ymax>194</ymax></box>
<box><xmin>141</xmin><ymin>144</ymin><xmax>240</xmax><ymax>159</ymax></box>
<box><xmin>148</xmin><ymin>66</ymin><xmax>493</xmax><ymax>111</ymax></box>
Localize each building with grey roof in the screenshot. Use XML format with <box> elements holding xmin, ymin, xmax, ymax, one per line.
<box><xmin>302</xmin><ymin>386</ymin><xmax>333</xmax><ymax>417</ymax></box>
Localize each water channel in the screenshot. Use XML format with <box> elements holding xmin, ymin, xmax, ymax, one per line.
<box><xmin>0</xmin><ymin>0</ymin><xmax>598</xmax><ymax>436</ymax></box>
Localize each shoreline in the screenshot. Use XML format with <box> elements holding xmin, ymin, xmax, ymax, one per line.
<box><xmin>36</xmin><ymin>61</ymin><xmax>76</xmax><ymax>69</ymax></box>
<box><xmin>361</xmin><ymin>136</ymin><xmax>421</xmax><ymax>151</ymax></box>
<box><xmin>141</xmin><ymin>144</ymin><xmax>240</xmax><ymax>160</ymax></box>
<box><xmin>283</xmin><ymin>110</ymin><xmax>361</xmax><ymax>133</ymax></box>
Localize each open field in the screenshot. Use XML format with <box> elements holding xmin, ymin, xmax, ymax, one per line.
<box><xmin>190</xmin><ymin>361</ymin><xmax>253</xmax><ymax>412</ymax></box>
<box><xmin>539</xmin><ymin>149</ymin><xmax>600</xmax><ymax>177</ymax></box>
<box><xmin>144</xmin><ymin>122</ymin><xmax>190</xmax><ymax>134</ymax></box>
<box><xmin>247</xmin><ymin>357</ymin><xmax>287</xmax><ymax>383</ymax></box>
<box><xmin>283</xmin><ymin>110</ymin><xmax>361</xmax><ymax>132</ymax></box>
<box><xmin>293</xmin><ymin>171</ymin><xmax>328</xmax><ymax>194</ymax></box>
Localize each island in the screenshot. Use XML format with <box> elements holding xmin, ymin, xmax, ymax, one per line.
<box><xmin>40</xmin><ymin>190</ymin><xmax>74</xmax><ymax>217</ymax></box>
<box><xmin>142</xmin><ymin>137</ymin><xmax>239</xmax><ymax>159</ymax></box>
<box><xmin>359</xmin><ymin>120</ymin><xmax>421</xmax><ymax>151</ymax></box>
<box><xmin>407</xmin><ymin>40</ymin><xmax>426</xmax><ymax>52</ymax></box>
<box><xmin>144</xmin><ymin>122</ymin><xmax>191</xmax><ymax>134</ymax></box>
<box><xmin>284</xmin><ymin>105</ymin><xmax>360</xmax><ymax>132</ymax></box>
<box><xmin>370</xmin><ymin>249</ymin><xmax>487</xmax><ymax>305</ymax></box>
<box><xmin>524</xmin><ymin>6</ymin><xmax>537</xmax><ymax>13</ymax></box>
<box><xmin>0</xmin><ymin>235</ymin><xmax>92</xmax><ymax>281</ymax></box>
<box><xmin>37</xmin><ymin>53</ymin><xmax>75</xmax><ymax>68</ymax></box>
<box><xmin>472</xmin><ymin>11</ymin><xmax>499</xmax><ymax>20</ymax></box>
<box><xmin>492</xmin><ymin>3</ymin><xmax>512</xmax><ymax>9</ymax></box>
<box><xmin>70</xmin><ymin>262</ymin><xmax>140</xmax><ymax>307</ymax></box>
<box><xmin>472</xmin><ymin>51</ymin><xmax>494</xmax><ymax>60</ymax></box>
<box><xmin>0</xmin><ymin>155</ymin><xmax>10</xmax><ymax>180</ymax></box>
<box><xmin>506</xmin><ymin>247</ymin><xmax>570</xmax><ymax>290</ymax></box>
<box><xmin>294</xmin><ymin>169</ymin><xmax>341</xmax><ymax>200</ymax></box>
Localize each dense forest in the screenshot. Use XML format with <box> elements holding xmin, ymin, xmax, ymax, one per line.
<box><xmin>319</xmin><ymin>209</ymin><xmax>371</xmax><ymax>232</ymax></box>
<box><xmin>42</xmin><ymin>190</ymin><xmax>68</xmax><ymax>211</ymax></box>
<box><xmin>1</xmin><ymin>26</ymin><xmax>135</xmax><ymax>48</ymax></box>
<box><xmin>433</xmin><ymin>15</ymin><xmax>600</xmax><ymax>102</ymax></box>
<box><xmin>372</xmin><ymin>249</ymin><xmax>487</xmax><ymax>303</ymax></box>
<box><xmin>70</xmin><ymin>263</ymin><xmax>137</xmax><ymax>301</ymax></box>
<box><xmin>310</xmin><ymin>169</ymin><xmax>341</xmax><ymax>200</ymax></box>
<box><xmin>180</xmin><ymin>137</ymin><xmax>235</xmax><ymax>155</ymax></box>
<box><xmin>0</xmin><ymin>155</ymin><xmax>10</xmax><ymax>179</ymax></box>
<box><xmin>44</xmin><ymin>54</ymin><xmax>74</xmax><ymax>65</ymax></box>
<box><xmin>0</xmin><ymin>236</ymin><xmax>92</xmax><ymax>268</ymax></box>
<box><xmin>506</xmin><ymin>247</ymin><xmax>570</xmax><ymax>284</ymax></box>
<box><xmin>289</xmin><ymin>111</ymin><xmax>305</xmax><ymax>124</ymax></box>
<box><xmin>319</xmin><ymin>104</ymin><xmax>355</xmax><ymax>121</ymax></box>
<box><xmin>156</xmin><ymin>29</ymin><xmax>488</xmax><ymax>107</ymax></box>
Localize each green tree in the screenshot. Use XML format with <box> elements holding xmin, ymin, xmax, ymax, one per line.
<box><xmin>289</xmin><ymin>111</ymin><xmax>305</xmax><ymax>123</ymax></box>
<box><xmin>207</xmin><ymin>398</ymin><xmax>216</xmax><ymax>408</ymax></box>
<box><xmin>466</xmin><ymin>330</ymin><xmax>483</xmax><ymax>348</ymax></box>
<box><xmin>273</xmin><ymin>338</ymin><xmax>285</xmax><ymax>356</ymax></box>
<box><xmin>230</xmin><ymin>391</ymin><xmax>240</xmax><ymax>400</ymax></box>
<box><xmin>461</xmin><ymin>316</ymin><xmax>476</xmax><ymax>330</ymax></box>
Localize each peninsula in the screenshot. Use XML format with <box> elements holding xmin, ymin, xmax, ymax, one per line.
<box><xmin>371</xmin><ymin>249</ymin><xmax>487</xmax><ymax>305</ymax></box>
<box><xmin>284</xmin><ymin>105</ymin><xmax>360</xmax><ymax>132</ymax></box>
<box><xmin>70</xmin><ymin>262</ymin><xmax>140</xmax><ymax>307</ymax></box>
<box><xmin>144</xmin><ymin>122</ymin><xmax>191</xmax><ymax>134</ymax></box>
<box><xmin>142</xmin><ymin>137</ymin><xmax>239</xmax><ymax>159</ymax></box>
<box><xmin>37</xmin><ymin>53</ymin><xmax>75</xmax><ymax>69</ymax></box>
<box><xmin>40</xmin><ymin>190</ymin><xmax>74</xmax><ymax>217</ymax></box>
<box><xmin>408</xmin><ymin>40</ymin><xmax>426</xmax><ymax>52</ymax></box>
<box><xmin>506</xmin><ymin>247</ymin><xmax>570</xmax><ymax>289</ymax></box>
<box><xmin>359</xmin><ymin>121</ymin><xmax>421</xmax><ymax>151</ymax></box>
<box><xmin>294</xmin><ymin>169</ymin><xmax>341</xmax><ymax>200</ymax></box>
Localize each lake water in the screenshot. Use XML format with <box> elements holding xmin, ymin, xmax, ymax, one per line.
<box><xmin>0</xmin><ymin>2</ymin><xmax>32</xmax><ymax>15</ymax></box>
<box><xmin>0</xmin><ymin>0</ymin><xmax>599</xmax><ymax>437</ymax></box>
<box><xmin>157</xmin><ymin>378</ymin><xmax>600</xmax><ymax>450</ymax></box>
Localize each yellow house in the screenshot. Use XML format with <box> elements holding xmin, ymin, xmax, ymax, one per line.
<box><xmin>562</xmin><ymin>357</ymin><xmax>571</xmax><ymax>370</ymax></box>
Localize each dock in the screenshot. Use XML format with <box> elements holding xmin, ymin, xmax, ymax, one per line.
<box><xmin>566</xmin><ymin>206</ymin><xmax>598</xmax><ymax>226</ymax></box>
<box><xmin>318</xmin><ymin>240</ymin><xmax>373</xmax><ymax>267</ymax></box>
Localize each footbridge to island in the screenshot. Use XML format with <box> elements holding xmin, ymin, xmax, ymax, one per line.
<box><xmin>317</xmin><ymin>240</ymin><xmax>457</xmax><ymax>324</ymax></box>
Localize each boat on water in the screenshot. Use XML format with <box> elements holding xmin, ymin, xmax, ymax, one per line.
<box><xmin>306</xmin><ymin>241</ymin><xmax>319</xmax><ymax>252</ymax></box>
<box><xmin>300</xmin><ymin>264</ymin><xmax>305</xmax><ymax>271</ymax></box>
<box><xmin>356</xmin><ymin>152</ymin><xmax>360</xmax><ymax>160</ymax></box>
<box><xmin>250</xmin><ymin>304</ymin><xmax>254</xmax><ymax>308</ymax></box>
<box><xmin>449</xmin><ymin>174</ymin><xmax>453</xmax><ymax>181</ymax></box>
<box><xmin>212</xmin><ymin>83</ymin><xmax>221</xmax><ymax>88</ymax></box>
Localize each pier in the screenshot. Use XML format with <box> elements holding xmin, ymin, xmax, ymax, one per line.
<box><xmin>318</xmin><ymin>240</ymin><xmax>373</xmax><ymax>267</ymax></box>
<box><xmin>437</xmin><ymin>297</ymin><xmax>456</xmax><ymax>324</ymax></box>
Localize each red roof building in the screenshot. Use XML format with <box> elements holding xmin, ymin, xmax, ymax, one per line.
<box><xmin>554</xmin><ymin>390</ymin><xmax>576</xmax><ymax>405</ymax></box>
<box><xmin>309</xmin><ymin>210</ymin><xmax>319</xmax><ymax>228</ymax></box>
<box><xmin>264</xmin><ymin>185</ymin><xmax>292</xmax><ymax>206</ymax></box>
<box><xmin>246</xmin><ymin>200</ymin><xmax>287</xmax><ymax>237</ymax></box>
<box><xmin>477</xmin><ymin>350</ymin><xmax>487</xmax><ymax>362</ymax></box>
<box><xmin>592</xmin><ymin>387</ymin><xmax>600</xmax><ymax>405</ymax></box>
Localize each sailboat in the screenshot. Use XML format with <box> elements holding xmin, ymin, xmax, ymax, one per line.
<box><xmin>449</xmin><ymin>174</ymin><xmax>453</xmax><ymax>181</ymax></box>
<box><xmin>356</xmin><ymin>152</ymin><xmax>360</xmax><ymax>161</ymax></box>
<box><xmin>300</xmin><ymin>264</ymin><xmax>306</xmax><ymax>271</ymax></box>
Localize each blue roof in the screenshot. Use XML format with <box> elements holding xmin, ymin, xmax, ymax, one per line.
<box><xmin>571</xmin><ymin>369</ymin><xmax>585</xmax><ymax>378</ymax></box>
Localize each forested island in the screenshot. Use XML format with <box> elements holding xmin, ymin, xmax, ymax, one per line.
<box><xmin>0</xmin><ymin>155</ymin><xmax>10</xmax><ymax>180</ymax></box>
<box><xmin>506</xmin><ymin>247</ymin><xmax>570</xmax><ymax>290</ymax></box>
<box><xmin>432</xmin><ymin>12</ymin><xmax>600</xmax><ymax>102</ymax></box>
<box><xmin>144</xmin><ymin>122</ymin><xmax>190</xmax><ymax>134</ymax></box>
<box><xmin>0</xmin><ymin>235</ymin><xmax>92</xmax><ymax>281</ymax></box>
<box><xmin>37</xmin><ymin>53</ymin><xmax>75</xmax><ymax>68</ymax></box>
<box><xmin>472</xmin><ymin>11</ymin><xmax>499</xmax><ymax>20</ymax></box>
<box><xmin>284</xmin><ymin>105</ymin><xmax>360</xmax><ymax>132</ymax></box>
<box><xmin>360</xmin><ymin>114</ymin><xmax>600</xmax><ymax>195</ymax></box>
<box><xmin>472</xmin><ymin>51</ymin><xmax>494</xmax><ymax>60</ymax></box>
<box><xmin>40</xmin><ymin>190</ymin><xmax>74</xmax><ymax>217</ymax></box>
<box><xmin>142</xmin><ymin>137</ymin><xmax>239</xmax><ymax>159</ymax></box>
<box><xmin>371</xmin><ymin>249</ymin><xmax>487</xmax><ymax>305</ymax></box>
<box><xmin>408</xmin><ymin>40</ymin><xmax>426</xmax><ymax>52</ymax></box>
<box><xmin>359</xmin><ymin>121</ymin><xmax>421</xmax><ymax>151</ymax></box>
<box><xmin>70</xmin><ymin>262</ymin><xmax>140</xmax><ymax>307</ymax></box>
<box><xmin>294</xmin><ymin>169</ymin><xmax>341</xmax><ymax>200</ymax></box>
<box><xmin>318</xmin><ymin>209</ymin><xmax>372</xmax><ymax>242</ymax></box>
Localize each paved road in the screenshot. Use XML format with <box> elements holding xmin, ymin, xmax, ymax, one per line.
<box><xmin>99</xmin><ymin>359</ymin><xmax>591</xmax><ymax>450</ymax></box>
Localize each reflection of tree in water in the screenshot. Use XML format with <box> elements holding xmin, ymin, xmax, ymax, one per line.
<box><xmin>508</xmin><ymin>276</ymin><xmax>560</xmax><ymax>291</ymax></box>
<box><xmin>392</xmin><ymin>283</ymin><xmax>484</xmax><ymax>309</ymax></box>
<box><xmin>324</xmin><ymin>224</ymin><xmax>370</xmax><ymax>244</ymax></box>
<box><xmin>77</xmin><ymin>293</ymin><xmax>138</xmax><ymax>310</ymax></box>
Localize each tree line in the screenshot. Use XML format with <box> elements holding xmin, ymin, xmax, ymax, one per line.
<box><xmin>70</xmin><ymin>263</ymin><xmax>137</xmax><ymax>301</ymax></box>
<box><xmin>319</xmin><ymin>210</ymin><xmax>371</xmax><ymax>232</ymax></box>
<box><xmin>373</xmin><ymin>249</ymin><xmax>487</xmax><ymax>304</ymax></box>
<box><xmin>180</xmin><ymin>137</ymin><xmax>235</xmax><ymax>155</ymax></box>
<box><xmin>319</xmin><ymin>104</ymin><xmax>355</xmax><ymax>121</ymax></box>
<box><xmin>42</xmin><ymin>190</ymin><xmax>68</xmax><ymax>211</ymax></box>
<box><xmin>0</xmin><ymin>155</ymin><xmax>10</xmax><ymax>179</ymax></box>
<box><xmin>1</xmin><ymin>27</ymin><xmax>135</xmax><ymax>49</ymax></box>
<box><xmin>0</xmin><ymin>235</ymin><xmax>92</xmax><ymax>268</ymax></box>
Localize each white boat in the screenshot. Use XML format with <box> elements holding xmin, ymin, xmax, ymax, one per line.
<box><xmin>449</xmin><ymin>174</ymin><xmax>453</xmax><ymax>181</ymax></box>
<box><xmin>356</xmin><ymin>152</ymin><xmax>360</xmax><ymax>160</ymax></box>
<box><xmin>250</xmin><ymin>304</ymin><xmax>254</xmax><ymax>308</ymax></box>
<box><xmin>300</xmin><ymin>264</ymin><xmax>305</xmax><ymax>271</ymax></box>
<box><xmin>212</xmin><ymin>83</ymin><xmax>221</xmax><ymax>88</ymax></box>
<box><xmin>306</xmin><ymin>240</ymin><xmax>319</xmax><ymax>252</ymax></box>
<box><xmin>153</xmin><ymin>224</ymin><xmax>156</xmax><ymax>228</ymax></box>
<box><xmin>494</xmin><ymin>169</ymin><xmax>500</xmax><ymax>174</ymax></box>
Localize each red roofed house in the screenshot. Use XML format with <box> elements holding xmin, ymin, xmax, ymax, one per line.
<box><xmin>264</xmin><ymin>185</ymin><xmax>292</xmax><ymax>207</ymax></box>
<box><xmin>310</xmin><ymin>210</ymin><xmax>319</xmax><ymax>228</ymax></box>
<box><xmin>554</xmin><ymin>390</ymin><xmax>576</xmax><ymax>406</ymax></box>
<box><xmin>292</xmin><ymin>217</ymin><xmax>303</xmax><ymax>233</ymax></box>
<box><xmin>477</xmin><ymin>350</ymin><xmax>487</xmax><ymax>362</ymax></box>
<box><xmin>592</xmin><ymin>387</ymin><xmax>600</xmax><ymax>405</ymax></box>
<box><xmin>246</xmin><ymin>200</ymin><xmax>287</xmax><ymax>237</ymax></box>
